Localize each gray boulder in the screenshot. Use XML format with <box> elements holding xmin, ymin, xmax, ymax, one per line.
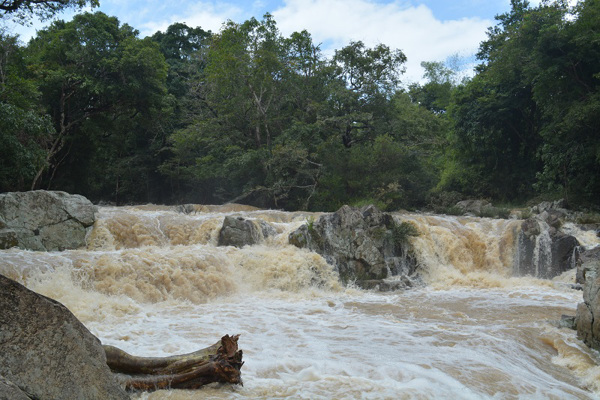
<box><xmin>514</xmin><ymin>213</ymin><xmax>579</xmax><ymax>279</ymax></box>
<box><xmin>0</xmin><ymin>376</ymin><xmax>31</xmax><ymax>400</ymax></box>
<box><xmin>577</xmin><ymin>247</ymin><xmax>600</xmax><ymax>284</ymax></box>
<box><xmin>576</xmin><ymin>253</ymin><xmax>600</xmax><ymax>351</ymax></box>
<box><xmin>289</xmin><ymin>205</ymin><xmax>419</xmax><ymax>288</ymax></box>
<box><xmin>0</xmin><ymin>190</ymin><xmax>97</xmax><ymax>251</ymax></box>
<box><xmin>218</xmin><ymin>216</ymin><xmax>276</xmax><ymax>248</ymax></box>
<box><xmin>455</xmin><ymin>199</ymin><xmax>492</xmax><ymax>216</ymax></box>
<box><xmin>0</xmin><ymin>274</ymin><xmax>129</xmax><ymax>400</ymax></box>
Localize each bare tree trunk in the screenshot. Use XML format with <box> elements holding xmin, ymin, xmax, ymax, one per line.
<box><xmin>104</xmin><ymin>334</ymin><xmax>243</xmax><ymax>391</ymax></box>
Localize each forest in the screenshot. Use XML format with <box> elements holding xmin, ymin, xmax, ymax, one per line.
<box><xmin>1</xmin><ymin>0</ymin><xmax>599</xmax><ymax>211</ymax></box>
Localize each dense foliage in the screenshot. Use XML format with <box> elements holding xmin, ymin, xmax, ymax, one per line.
<box><xmin>1</xmin><ymin>0</ymin><xmax>598</xmax><ymax>210</ymax></box>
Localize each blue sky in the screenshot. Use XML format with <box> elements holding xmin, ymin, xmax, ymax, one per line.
<box><xmin>4</xmin><ymin>0</ymin><xmax>551</xmax><ymax>83</ymax></box>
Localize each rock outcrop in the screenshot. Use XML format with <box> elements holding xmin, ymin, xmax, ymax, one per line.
<box><xmin>514</xmin><ymin>210</ymin><xmax>579</xmax><ymax>279</ymax></box>
<box><xmin>0</xmin><ymin>274</ymin><xmax>129</xmax><ymax>400</ymax></box>
<box><xmin>576</xmin><ymin>251</ymin><xmax>600</xmax><ymax>351</ymax></box>
<box><xmin>455</xmin><ymin>199</ymin><xmax>492</xmax><ymax>216</ymax></box>
<box><xmin>218</xmin><ymin>216</ymin><xmax>276</xmax><ymax>248</ymax></box>
<box><xmin>0</xmin><ymin>375</ymin><xmax>31</xmax><ymax>400</ymax></box>
<box><xmin>0</xmin><ymin>191</ymin><xmax>97</xmax><ymax>251</ymax></box>
<box><xmin>289</xmin><ymin>205</ymin><xmax>419</xmax><ymax>289</ymax></box>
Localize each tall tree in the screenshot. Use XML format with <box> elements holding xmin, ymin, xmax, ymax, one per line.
<box><xmin>0</xmin><ymin>0</ymin><xmax>98</xmax><ymax>22</ymax></box>
<box><xmin>442</xmin><ymin>0</ymin><xmax>542</xmax><ymax>201</ymax></box>
<box><xmin>26</xmin><ymin>11</ymin><xmax>169</xmax><ymax>201</ymax></box>
<box><xmin>0</xmin><ymin>29</ymin><xmax>52</xmax><ymax>191</ymax></box>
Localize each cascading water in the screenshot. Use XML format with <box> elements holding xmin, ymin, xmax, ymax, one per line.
<box><xmin>1</xmin><ymin>205</ymin><xmax>600</xmax><ymax>399</ymax></box>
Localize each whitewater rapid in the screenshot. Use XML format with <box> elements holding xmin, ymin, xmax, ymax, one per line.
<box><xmin>1</xmin><ymin>205</ymin><xmax>600</xmax><ymax>399</ymax></box>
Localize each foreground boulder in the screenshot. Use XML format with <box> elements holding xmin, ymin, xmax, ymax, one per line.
<box><xmin>218</xmin><ymin>216</ymin><xmax>276</xmax><ymax>248</ymax></box>
<box><xmin>289</xmin><ymin>205</ymin><xmax>419</xmax><ymax>289</ymax></box>
<box><xmin>576</xmin><ymin>251</ymin><xmax>600</xmax><ymax>351</ymax></box>
<box><xmin>0</xmin><ymin>375</ymin><xmax>31</xmax><ymax>400</ymax></box>
<box><xmin>0</xmin><ymin>274</ymin><xmax>129</xmax><ymax>400</ymax></box>
<box><xmin>0</xmin><ymin>190</ymin><xmax>97</xmax><ymax>251</ymax></box>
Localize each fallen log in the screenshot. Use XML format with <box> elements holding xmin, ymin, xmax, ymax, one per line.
<box><xmin>103</xmin><ymin>334</ymin><xmax>243</xmax><ymax>391</ymax></box>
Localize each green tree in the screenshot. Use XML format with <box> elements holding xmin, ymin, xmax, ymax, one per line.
<box><xmin>408</xmin><ymin>61</ymin><xmax>455</xmax><ymax>113</ymax></box>
<box><xmin>441</xmin><ymin>0</ymin><xmax>542</xmax><ymax>201</ymax></box>
<box><xmin>26</xmin><ymin>11</ymin><xmax>169</xmax><ymax>202</ymax></box>
<box><xmin>164</xmin><ymin>14</ymin><xmax>328</xmax><ymax>207</ymax></box>
<box><xmin>530</xmin><ymin>0</ymin><xmax>600</xmax><ymax>205</ymax></box>
<box><xmin>0</xmin><ymin>29</ymin><xmax>53</xmax><ymax>191</ymax></box>
<box><xmin>0</xmin><ymin>0</ymin><xmax>98</xmax><ymax>22</ymax></box>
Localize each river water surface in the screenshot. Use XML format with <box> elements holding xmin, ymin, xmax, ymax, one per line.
<box><xmin>1</xmin><ymin>205</ymin><xmax>600</xmax><ymax>399</ymax></box>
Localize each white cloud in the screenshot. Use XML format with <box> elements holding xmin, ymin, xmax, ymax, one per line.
<box><xmin>273</xmin><ymin>0</ymin><xmax>492</xmax><ymax>83</ymax></box>
<box><xmin>137</xmin><ymin>2</ymin><xmax>244</xmax><ymax>36</ymax></box>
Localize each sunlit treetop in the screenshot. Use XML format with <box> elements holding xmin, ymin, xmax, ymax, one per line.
<box><xmin>0</xmin><ymin>0</ymin><xmax>99</xmax><ymax>23</ymax></box>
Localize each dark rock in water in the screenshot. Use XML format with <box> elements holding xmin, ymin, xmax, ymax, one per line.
<box><xmin>218</xmin><ymin>216</ymin><xmax>276</xmax><ymax>248</ymax></box>
<box><xmin>576</xmin><ymin>254</ymin><xmax>600</xmax><ymax>351</ymax></box>
<box><xmin>514</xmin><ymin>213</ymin><xmax>579</xmax><ymax>279</ymax></box>
<box><xmin>0</xmin><ymin>375</ymin><xmax>31</xmax><ymax>400</ymax></box>
<box><xmin>0</xmin><ymin>190</ymin><xmax>97</xmax><ymax>251</ymax></box>
<box><xmin>359</xmin><ymin>276</ymin><xmax>422</xmax><ymax>292</ymax></box>
<box><xmin>576</xmin><ymin>247</ymin><xmax>600</xmax><ymax>284</ymax></box>
<box><xmin>0</xmin><ymin>274</ymin><xmax>129</xmax><ymax>400</ymax></box>
<box><xmin>289</xmin><ymin>205</ymin><xmax>419</xmax><ymax>285</ymax></box>
<box><xmin>558</xmin><ymin>315</ymin><xmax>577</xmax><ymax>330</ymax></box>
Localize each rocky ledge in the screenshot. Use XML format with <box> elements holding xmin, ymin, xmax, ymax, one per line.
<box><xmin>289</xmin><ymin>205</ymin><xmax>420</xmax><ymax>290</ymax></box>
<box><xmin>576</xmin><ymin>249</ymin><xmax>600</xmax><ymax>351</ymax></box>
<box><xmin>0</xmin><ymin>190</ymin><xmax>97</xmax><ymax>251</ymax></box>
<box><xmin>0</xmin><ymin>274</ymin><xmax>129</xmax><ymax>400</ymax></box>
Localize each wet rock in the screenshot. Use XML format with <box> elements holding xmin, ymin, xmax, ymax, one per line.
<box><xmin>455</xmin><ymin>200</ymin><xmax>492</xmax><ymax>216</ymax></box>
<box><xmin>577</xmin><ymin>247</ymin><xmax>600</xmax><ymax>284</ymax></box>
<box><xmin>289</xmin><ymin>205</ymin><xmax>419</xmax><ymax>285</ymax></box>
<box><xmin>358</xmin><ymin>276</ymin><xmax>422</xmax><ymax>292</ymax></box>
<box><xmin>0</xmin><ymin>274</ymin><xmax>129</xmax><ymax>400</ymax></box>
<box><xmin>530</xmin><ymin>199</ymin><xmax>567</xmax><ymax>214</ymax></box>
<box><xmin>218</xmin><ymin>216</ymin><xmax>276</xmax><ymax>248</ymax></box>
<box><xmin>576</xmin><ymin>256</ymin><xmax>600</xmax><ymax>351</ymax></box>
<box><xmin>0</xmin><ymin>376</ymin><xmax>32</xmax><ymax>400</ymax></box>
<box><xmin>514</xmin><ymin>215</ymin><xmax>579</xmax><ymax>279</ymax></box>
<box><xmin>0</xmin><ymin>191</ymin><xmax>97</xmax><ymax>251</ymax></box>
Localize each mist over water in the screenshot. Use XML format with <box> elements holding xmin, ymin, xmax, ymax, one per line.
<box><xmin>2</xmin><ymin>205</ymin><xmax>600</xmax><ymax>399</ymax></box>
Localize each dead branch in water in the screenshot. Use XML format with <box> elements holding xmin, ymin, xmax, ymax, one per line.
<box><xmin>103</xmin><ymin>334</ymin><xmax>243</xmax><ymax>391</ymax></box>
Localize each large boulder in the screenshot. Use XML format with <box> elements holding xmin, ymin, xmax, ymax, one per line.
<box><xmin>514</xmin><ymin>212</ymin><xmax>579</xmax><ymax>279</ymax></box>
<box><xmin>0</xmin><ymin>274</ymin><xmax>129</xmax><ymax>400</ymax></box>
<box><xmin>455</xmin><ymin>199</ymin><xmax>492</xmax><ymax>216</ymax></box>
<box><xmin>218</xmin><ymin>216</ymin><xmax>276</xmax><ymax>248</ymax></box>
<box><xmin>0</xmin><ymin>190</ymin><xmax>97</xmax><ymax>251</ymax></box>
<box><xmin>0</xmin><ymin>376</ymin><xmax>31</xmax><ymax>400</ymax></box>
<box><xmin>576</xmin><ymin>252</ymin><xmax>600</xmax><ymax>351</ymax></box>
<box><xmin>289</xmin><ymin>205</ymin><xmax>419</xmax><ymax>288</ymax></box>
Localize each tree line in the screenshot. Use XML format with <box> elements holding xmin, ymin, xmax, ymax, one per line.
<box><xmin>1</xmin><ymin>0</ymin><xmax>598</xmax><ymax>211</ymax></box>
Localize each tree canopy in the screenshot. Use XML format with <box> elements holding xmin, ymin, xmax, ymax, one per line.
<box><xmin>1</xmin><ymin>2</ymin><xmax>598</xmax><ymax>210</ymax></box>
<box><xmin>0</xmin><ymin>0</ymin><xmax>98</xmax><ymax>22</ymax></box>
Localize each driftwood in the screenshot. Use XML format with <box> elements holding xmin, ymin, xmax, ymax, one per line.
<box><xmin>103</xmin><ymin>334</ymin><xmax>243</xmax><ymax>391</ymax></box>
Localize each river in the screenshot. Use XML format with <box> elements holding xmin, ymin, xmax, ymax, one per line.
<box><xmin>1</xmin><ymin>205</ymin><xmax>600</xmax><ymax>399</ymax></box>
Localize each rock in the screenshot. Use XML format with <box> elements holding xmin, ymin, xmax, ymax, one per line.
<box><xmin>530</xmin><ymin>199</ymin><xmax>567</xmax><ymax>214</ymax></box>
<box><xmin>576</xmin><ymin>257</ymin><xmax>600</xmax><ymax>351</ymax></box>
<box><xmin>0</xmin><ymin>376</ymin><xmax>31</xmax><ymax>400</ymax></box>
<box><xmin>455</xmin><ymin>200</ymin><xmax>491</xmax><ymax>216</ymax></box>
<box><xmin>0</xmin><ymin>191</ymin><xmax>97</xmax><ymax>251</ymax></box>
<box><xmin>559</xmin><ymin>315</ymin><xmax>577</xmax><ymax>330</ymax></box>
<box><xmin>0</xmin><ymin>274</ymin><xmax>129</xmax><ymax>400</ymax></box>
<box><xmin>289</xmin><ymin>205</ymin><xmax>419</xmax><ymax>286</ymax></box>
<box><xmin>577</xmin><ymin>247</ymin><xmax>600</xmax><ymax>284</ymax></box>
<box><xmin>514</xmin><ymin>215</ymin><xmax>579</xmax><ymax>279</ymax></box>
<box><xmin>218</xmin><ymin>216</ymin><xmax>276</xmax><ymax>248</ymax></box>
